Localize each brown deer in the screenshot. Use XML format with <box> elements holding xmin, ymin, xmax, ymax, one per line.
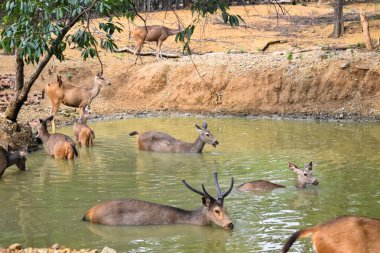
<box><xmin>82</xmin><ymin>172</ymin><xmax>234</xmax><ymax>229</ymax></box>
<box><xmin>73</xmin><ymin>114</ymin><xmax>95</xmax><ymax>147</ymax></box>
<box><xmin>44</xmin><ymin>74</ymin><xmax>111</xmax><ymax>132</ymax></box>
<box><xmin>29</xmin><ymin>116</ymin><xmax>78</xmax><ymax>159</ymax></box>
<box><xmin>0</xmin><ymin>146</ymin><xmax>27</xmax><ymax>178</ymax></box>
<box><xmin>282</xmin><ymin>215</ymin><xmax>380</xmax><ymax>253</ymax></box>
<box><xmin>237</xmin><ymin>162</ymin><xmax>318</xmax><ymax>191</ymax></box>
<box><xmin>133</xmin><ymin>25</ymin><xmax>181</xmax><ymax>59</ymax></box>
<box><xmin>129</xmin><ymin>121</ymin><xmax>219</xmax><ymax>153</ymax></box>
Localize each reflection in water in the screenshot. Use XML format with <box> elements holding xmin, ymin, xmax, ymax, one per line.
<box><xmin>0</xmin><ymin>118</ymin><xmax>380</xmax><ymax>252</ymax></box>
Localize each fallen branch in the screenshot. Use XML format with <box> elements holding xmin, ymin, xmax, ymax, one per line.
<box><xmin>261</xmin><ymin>40</ymin><xmax>288</xmax><ymax>51</ymax></box>
<box><xmin>114</xmin><ymin>47</ymin><xmax>181</xmax><ymax>58</ymax></box>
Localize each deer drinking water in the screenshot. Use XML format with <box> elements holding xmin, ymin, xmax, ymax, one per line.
<box><xmin>282</xmin><ymin>215</ymin><xmax>380</xmax><ymax>253</ymax></box>
<box><xmin>0</xmin><ymin>146</ymin><xmax>27</xmax><ymax>178</ymax></box>
<box><xmin>44</xmin><ymin>74</ymin><xmax>111</xmax><ymax>132</ymax></box>
<box><xmin>133</xmin><ymin>25</ymin><xmax>182</xmax><ymax>59</ymax></box>
<box><xmin>237</xmin><ymin>162</ymin><xmax>318</xmax><ymax>191</ymax></box>
<box><xmin>82</xmin><ymin>172</ymin><xmax>234</xmax><ymax>229</ymax></box>
<box><xmin>73</xmin><ymin>114</ymin><xmax>95</xmax><ymax>147</ymax></box>
<box><xmin>29</xmin><ymin>116</ymin><xmax>78</xmax><ymax>159</ymax></box>
<box><xmin>129</xmin><ymin>121</ymin><xmax>219</xmax><ymax>153</ymax></box>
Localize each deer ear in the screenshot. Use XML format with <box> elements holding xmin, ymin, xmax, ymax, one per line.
<box><xmin>288</xmin><ymin>162</ymin><xmax>298</xmax><ymax>171</ymax></box>
<box><xmin>195</xmin><ymin>124</ymin><xmax>203</xmax><ymax>130</ymax></box>
<box><xmin>202</xmin><ymin>197</ymin><xmax>211</xmax><ymax>207</ymax></box>
<box><xmin>46</xmin><ymin>115</ymin><xmax>54</xmax><ymax>122</ymax></box>
<box><xmin>306</xmin><ymin>161</ymin><xmax>313</xmax><ymax>171</ymax></box>
<box><xmin>202</xmin><ymin>121</ymin><xmax>208</xmax><ymax>129</ymax></box>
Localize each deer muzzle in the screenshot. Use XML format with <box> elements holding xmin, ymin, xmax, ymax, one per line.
<box><xmin>224</xmin><ymin>222</ymin><xmax>234</xmax><ymax>230</ymax></box>
<box><xmin>212</xmin><ymin>140</ymin><xmax>219</xmax><ymax>147</ymax></box>
<box><xmin>312</xmin><ymin>179</ymin><xmax>319</xmax><ymax>185</ymax></box>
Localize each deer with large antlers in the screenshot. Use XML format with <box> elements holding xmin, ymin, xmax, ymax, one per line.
<box><xmin>29</xmin><ymin>116</ymin><xmax>78</xmax><ymax>159</ymax></box>
<box><xmin>0</xmin><ymin>146</ymin><xmax>27</xmax><ymax>178</ymax></box>
<box><xmin>282</xmin><ymin>215</ymin><xmax>380</xmax><ymax>253</ymax></box>
<box><xmin>133</xmin><ymin>25</ymin><xmax>182</xmax><ymax>60</ymax></box>
<box><xmin>44</xmin><ymin>74</ymin><xmax>111</xmax><ymax>132</ymax></box>
<box><xmin>82</xmin><ymin>172</ymin><xmax>234</xmax><ymax>229</ymax></box>
<box><xmin>237</xmin><ymin>162</ymin><xmax>318</xmax><ymax>191</ymax></box>
<box><xmin>129</xmin><ymin>121</ymin><xmax>219</xmax><ymax>153</ymax></box>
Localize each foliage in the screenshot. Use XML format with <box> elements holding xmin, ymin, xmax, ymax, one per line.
<box><xmin>0</xmin><ymin>0</ymin><xmax>132</xmax><ymax>65</ymax></box>
<box><xmin>176</xmin><ymin>0</ymin><xmax>244</xmax><ymax>54</ymax></box>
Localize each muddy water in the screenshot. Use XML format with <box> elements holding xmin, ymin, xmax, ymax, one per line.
<box><xmin>1</xmin><ymin>117</ymin><xmax>379</xmax><ymax>252</ymax></box>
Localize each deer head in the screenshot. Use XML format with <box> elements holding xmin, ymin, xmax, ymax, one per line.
<box><xmin>29</xmin><ymin>116</ymin><xmax>54</xmax><ymax>137</ymax></box>
<box><xmin>195</xmin><ymin>121</ymin><xmax>219</xmax><ymax>147</ymax></box>
<box><xmin>289</xmin><ymin>162</ymin><xmax>319</xmax><ymax>188</ymax></box>
<box><xmin>95</xmin><ymin>73</ymin><xmax>111</xmax><ymax>86</ymax></box>
<box><xmin>182</xmin><ymin>172</ymin><xmax>234</xmax><ymax>229</ymax></box>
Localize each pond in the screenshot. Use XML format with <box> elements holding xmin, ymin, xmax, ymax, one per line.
<box><xmin>0</xmin><ymin>117</ymin><xmax>379</xmax><ymax>252</ymax></box>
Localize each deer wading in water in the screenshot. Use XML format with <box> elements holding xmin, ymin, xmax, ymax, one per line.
<box><xmin>282</xmin><ymin>215</ymin><xmax>380</xmax><ymax>253</ymax></box>
<box><xmin>73</xmin><ymin>114</ymin><xmax>95</xmax><ymax>147</ymax></box>
<box><xmin>0</xmin><ymin>146</ymin><xmax>27</xmax><ymax>178</ymax></box>
<box><xmin>129</xmin><ymin>121</ymin><xmax>219</xmax><ymax>153</ymax></box>
<box><xmin>133</xmin><ymin>25</ymin><xmax>182</xmax><ymax>59</ymax></box>
<box><xmin>29</xmin><ymin>116</ymin><xmax>78</xmax><ymax>159</ymax></box>
<box><xmin>82</xmin><ymin>172</ymin><xmax>234</xmax><ymax>229</ymax></box>
<box><xmin>44</xmin><ymin>74</ymin><xmax>111</xmax><ymax>132</ymax></box>
<box><xmin>237</xmin><ymin>162</ymin><xmax>318</xmax><ymax>191</ymax></box>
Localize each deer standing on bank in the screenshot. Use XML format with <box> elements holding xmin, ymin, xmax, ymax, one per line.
<box><xmin>73</xmin><ymin>114</ymin><xmax>95</xmax><ymax>147</ymax></box>
<box><xmin>44</xmin><ymin>74</ymin><xmax>111</xmax><ymax>132</ymax></box>
<box><xmin>282</xmin><ymin>215</ymin><xmax>380</xmax><ymax>253</ymax></box>
<box><xmin>29</xmin><ymin>116</ymin><xmax>78</xmax><ymax>159</ymax></box>
<box><xmin>0</xmin><ymin>146</ymin><xmax>27</xmax><ymax>178</ymax></box>
<box><xmin>237</xmin><ymin>162</ymin><xmax>318</xmax><ymax>191</ymax></box>
<box><xmin>129</xmin><ymin>121</ymin><xmax>219</xmax><ymax>153</ymax></box>
<box><xmin>82</xmin><ymin>172</ymin><xmax>234</xmax><ymax>229</ymax></box>
<box><xmin>133</xmin><ymin>25</ymin><xmax>181</xmax><ymax>60</ymax></box>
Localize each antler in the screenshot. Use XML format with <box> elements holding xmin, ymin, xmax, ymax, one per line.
<box><xmin>182</xmin><ymin>179</ymin><xmax>216</xmax><ymax>201</ymax></box>
<box><xmin>213</xmin><ymin>171</ymin><xmax>234</xmax><ymax>205</ymax></box>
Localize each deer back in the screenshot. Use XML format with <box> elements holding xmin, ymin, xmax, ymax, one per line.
<box><xmin>282</xmin><ymin>215</ymin><xmax>380</xmax><ymax>253</ymax></box>
<box><xmin>237</xmin><ymin>180</ymin><xmax>285</xmax><ymax>191</ymax></box>
<box><xmin>46</xmin><ymin>134</ymin><xmax>78</xmax><ymax>159</ymax></box>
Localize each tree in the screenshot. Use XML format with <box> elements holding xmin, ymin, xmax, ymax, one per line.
<box><xmin>332</xmin><ymin>0</ymin><xmax>344</xmax><ymax>38</ymax></box>
<box><xmin>0</xmin><ymin>0</ymin><xmax>243</xmax><ymax>122</ymax></box>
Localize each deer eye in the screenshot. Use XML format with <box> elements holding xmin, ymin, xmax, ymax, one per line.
<box><xmin>304</xmin><ymin>173</ymin><xmax>308</xmax><ymax>176</ymax></box>
<box><xmin>215</xmin><ymin>209</ymin><xmax>220</xmax><ymax>214</ymax></box>
<box><xmin>205</xmin><ymin>133</ymin><xmax>210</xmax><ymax>137</ymax></box>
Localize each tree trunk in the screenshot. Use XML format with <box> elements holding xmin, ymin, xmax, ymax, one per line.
<box><xmin>359</xmin><ymin>9</ymin><xmax>373</xmax><ymax>51</ymax></box>
<box><xmin>317</xmin><ymin>0</ymin><xmax>323</xmax><ymax>6</ymax></box>
<box><xmin>332</xmin><ymin>0</ymin><xmax>344</xmax><ymax>38</ymax></box>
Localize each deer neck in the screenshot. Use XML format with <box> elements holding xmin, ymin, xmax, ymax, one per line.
<box><xmin>295</xmin><ymin>177</ymin><xmax>307</xmax><ymax>189</ymax></box>
<box><xmin>6</xmin><ymin>152</ymin><xmax>19</xmax><ymax>167</ymax></box>
<box><xmin>37</xmin><ymin>125</ymin><xmax>51</xmax><ymax>144</ymax></box>
<box><xmin>175</xmin><ymin>206</ymin><xmax>210</xmax><ymax>225</ymax></box>
<box><xmin>90</xmin><ymin>81</ymin><xmax>101</xmax><ymax>99</ymax></box>
<box><xmin>189</xmin><ymin>136</ymin><xmax>206</xmax><ymax>153</ymax></box>
<box><xmin>167</xmin><ymin>28</ymin><xmax>180</xmax><ymax>36</ymax></box>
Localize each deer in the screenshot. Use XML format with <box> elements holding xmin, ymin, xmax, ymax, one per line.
<box><xmin>82</xmin><ymin>172</ymin><xmax>234</xmax><ymax>229</ymax></box>
<box><xmin>29</xmin><ymin>115</ymin><xmax>78</xmax><ymax>159</ymax></box>
<box><xmin>237</xmin><ymin>162</ymin><xmax>318</xmax><ymax>191</ymax></box>
<box><xmin>44</xmin><ymin>73</ymin><xmax>111</xmax><ymax>132</ymax></box>
<box><xmin>73</xmin><ymin>114</ymin><xmax>95</xmax><ymax>147</ymax></box>
<box><xmin>0</xmin><ymin>146</ymin><xmax>27</xmax><ymax>178</ymax></box>
<box><xmin>133</xmin><ymin>25</ymin><xmax>182</xmax><ymax>60</ymax></box>
<box><xmin>129</xmin><ymin>121</ymin><xmax>219</xmax><ymax>153</ymax></box>
<box><xmin>282</xmin><ymin>215</ymin><xmax>380</xmax><ymax>253</ymax></box>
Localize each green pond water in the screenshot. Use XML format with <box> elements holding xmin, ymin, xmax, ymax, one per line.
<box><xmin>1</xmin><ymin>117</ymin><xmax>380</xmax><ymax>252</ymax></box>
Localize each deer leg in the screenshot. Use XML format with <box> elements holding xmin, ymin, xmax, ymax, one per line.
<box><xmin>50</xmin><ymin>104</ymin><xmax>59</xmax><ymax>133</ymax></box>
<box><xmin>134</xmin><ymin>42</ymin><xmax>144</xmax><ymax>64</ymax></box>
<box><xmin>157</xmin><ymin>40</ymin><xmax>163</xmax><ymax>60</ymax></box>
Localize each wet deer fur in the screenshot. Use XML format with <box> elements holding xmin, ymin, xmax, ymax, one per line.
<box><xmin>73</xmin><ymin>114</ymin><xmax>95</xmax><ymax>147</ymax></box>
<box><xmin>29</xmin><ymin>116</ymin><xmax>78</xmax><ymax>159</ymax></box>
<box><xmin>0</xmin><ymin>146</ymin><xmax>27</xmax><ymax>178</ymax></box>
<box><xmin>129</xmin><ymin>121</ymin><xmax>219</xmax><ymax>153</ymax></box>
<box><xmin>82</xmin><ymin>172</ymin><xmax>234</xmax><ymax>229</ymax></box>
<box><xmin>237</xmin><ymin>162</ymin><xmax>318</xmax><ymax>191</ymax></box>
<box><xmin>133</xmin><ymin>25</ymin><xmax>181</xmax><ymax>59</ymax></box>
<box><xmin>45</xmin><ymin>74</ymin><xmax>110</xmax><ymax>132</ymax></box>
<box><xmin>282</xmin><ymin>215</ymin><xmax>380</xmax><ymax>253</ymax></box>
